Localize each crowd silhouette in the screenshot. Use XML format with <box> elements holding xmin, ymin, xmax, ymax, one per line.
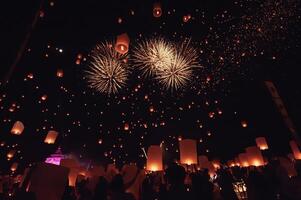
<box><xmin>1</xmin><ymin>159</ymin><xmax>301</xmax><ymax>200</ymax></box>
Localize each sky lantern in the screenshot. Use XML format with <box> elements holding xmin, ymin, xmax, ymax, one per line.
<box><xmin>245</xmin><ymin>146</ymin><xmax>265</xmax><ymax>166</ymax></box>
<box><xmin>149</xmin><ymin>106</ymin><xmax>154</xmax><ymax>112</ymax></box>
<box><xmin>183</xmin><ymin>14</ymin><xmax>191</xmax><ymax>22</ymax></box>
<box><xmin>227</xmin><ymin>160</ymin><xmax>236</xmax><ymax>167</ymax></box>
<box><xmin>56</xmin><ymin>69</ymin><xmax>64</xmax><ymax>78</ymax></box>
<box><xmin>146</xmin><ymin>145</ymin><xmax>163</xmax><ymax>172</ymax></box>
<box><xmin>255</xmin><ymin>137</ymin><xmax>269</xmax><ymax>150</ymax></box>
<box><xmin>241</xmin><ymin>120</ymin><xmax>248</xmax><ymax>128</ymax></box>
<box><xmin>44</xmin><ymin>130</ymin><xmax>59</xmax><ymax>144</ymax></box>
<box><xmin>11</xmin><ymin>121</ymin><xmax>24</xmax><ymax>135</ymax></box>
<box><xmin>124</xmin><ymin>123</ymin><xmax>129</xmax><ymax>131</ymax></box>
<box><xmin>60</xmin><ymin>158</ymin><xmax>80</xmax><ymax>186</ymax></box>
<box><xmin>212</xmin><ymin>160</ymin><xmax>221</xmax><ymax>169</ymax></box>
<box><xmin>7</xmin><ymin>150</ymin><xmax>16</xmax><ymax>160</ymax></box>
<box><xmin>179</xmin><ymin>139</ymin><xmax>197</xmax><ymax>165</ymax></box>
<box><xmin>115</xmin><ymin>33</ymin><xmax>130</xmax><ymax>54</ymax></box>
<box><xmin>41</xmin><ymin>95</ymin><xmax>47</xmax><ymax>101</ymax></box>
<box><xmin>289</xmin><ymin>140</ymin><xmax>301</xmax><ymax>160</ymax></box>
<box><xmin>153</xmin><ymin>2</ymin><xmax>162</xmax><ymax>18</ymax></box>
<box><xmin>11</xmin><ymin>162</ymin><xmax>18</xmax><ymax>172</ymax></box>
<box><xmin>238</xmin><ymin>153</ymin><xmax>249</xmax><ymax>167</ymax></box>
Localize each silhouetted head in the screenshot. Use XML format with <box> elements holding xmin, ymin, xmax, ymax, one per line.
<box><xmin>111</xmin><ymin>174</ymin><xmax>124</xmax><ymax>192</ymax></box>
<box><xmin>165</xmin><ymin>163</ymin><xmax>186</xmax><ymax>186</ymax></box>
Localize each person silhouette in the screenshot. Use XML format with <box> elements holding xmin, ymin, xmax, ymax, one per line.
<box><xmin>109</xmin><ymin>174</ymin><xmax>135</xmax><ymax>200</ymax></box>
<box><xmin>93</xmin><ymin>176</ymin><xmax>108</xmax><ymax>200</ymax></box>
<box><xmin>163</xmin><ymin>163</ymin><xmax>193</xmax><ymax>200</ymax></box>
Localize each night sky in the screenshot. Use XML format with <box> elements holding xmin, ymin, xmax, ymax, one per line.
<box><xmin>1</xmin><ymin>0</ymin><xmax>301</xmax><ymax>173</ymax></box>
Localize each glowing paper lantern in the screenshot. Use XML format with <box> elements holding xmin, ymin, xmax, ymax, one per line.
<box><xmin>60</xmin><ymin>158</ymin><xmax>80</xmax><ymax>186</ymax></box>
<box><xmin>241</xmin><ymin>120</ymin><xmax>248</xmax><ymax>128</ymax></box>
<box><xmin>153</xmin><ymin>2</ymin><xmax>162</xmax><ymax>18</ymax></box>
<box><xmin>289</xmin><ymin>140</ymin><xmax>301</xmax><ymax>160</ymax></box>
<box><xmin>212</xmin><ymin>160</ymin><xmax>221</xmax><ymax>169</ymax></box>
<box><xmin>11</xmin><ymin>162</ymin><xmax>18</xmax><ymax>172</ymax></box>
<box><xmin>245</xmin><ymin>146</ymin><xmax>265</xmax><ymax>166</ymax></box>
<box><xmin>198</xmin><ymin>155</ymin><xmax>216</xmax><ymax>177</ymax></box>
<box><xmin>238</xmin><ymin>153</ymin><xmax>249</xmax><ymax>167</ymax></box>
<box><xmin>7</xmin><ymin>150</ymin><xmax>16</xmax><ymax>160</ymax></box>
<box><xmin>146</xmin><ymin>145</ymin><xmax>163</xmax><ymax>171</ymax></box>
<box><xmin>11</xmin><ymin>121</ymin><xmax>24</xmax><ymax>135</ymax></box>
<box><xmin>227</xmin><ymin>160</ymin><xmax>236</xmax><ymax>167</ymax></box>
<box><xmin>179</xmin><ymin>139</ymin><xmax>197</xmax><ymax>165</ymax></box>
<box><xmin>44</xmin><ymin>130</ymin><xmax>58</xmax><ymax>144</ymax></box>
<box><xmin>124</xmin><ymin>123</ymin><xmax>129</xmax><ymax>131</ymax></box>
<box><xmin>115</xmin><ymin>33</ymin><xmax>130</xmax><ymax>54</ymax></box>
<box><xmin>183</xmin><ymin>14</ymin><xmax>191</xmax><ymax>22</ymax></box>
<box><xmin>56</xmin><ymin>69</ymin><xmax>64</xmax><ymax>78</ymax></box>
<box><xmin>255</xmin><ymin>137</ymin><xmax>269</xmax><ymax>150</ymax></box>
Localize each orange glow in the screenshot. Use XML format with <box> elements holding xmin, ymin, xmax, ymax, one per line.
<box><xmin>146</xmin><ymin>145</ymin><xmax>163</xmax><ymax>171</ymax></box>
<box><xmin>11</xmin><ymin>121</ymin><xmax>24</xmax><ymax>135</ymax></box>
<box><xmin>289</xmin><ymin>140</ymin><xmax>301</xmax><ymax>160</ymax></box>
<box><xmin>153</xmin><ymin>2</ymin><xmax>162</xmax><ymax>18</ymax></box>
<box><xmin>124</xmin><ymin>123</ymin><xmax>129</xmax><ymax>131</ymax></box>
<box><xmin>241</xmin><ymin>120</ymin><xmax>248</xmax><ymax>128</ymax></box>
<box><xmin>179</xmin><ymin>139</ymin><xmax>197</xmax><ymax>165</ymax></box>
<box><xmin>10</xmin><ymin>163</ymin><xmax>18</xmax><ymax>172</ymax></box>
<box><xmin>56</xmin><ymin>69</ymin><xmax>64</xmax><ymax>78</ymax></box>
<box><xmin>115</xmin><ymin>33</ymin><xmax>130</xmax><ymax>54</ymax></box>
<box><xmin>245</xmin><ymin>146</ymin><xmax>265</xmax><ymax>166</ymax></box>
<box><xmin>44</xmin><ymin>130</ymin><xmax>58</xmax><ymax>144</ymax></box>
<box><xmin>256</xmin><ymin>137</ymin><xmax>269</xmax><ymax>150</ymax></box>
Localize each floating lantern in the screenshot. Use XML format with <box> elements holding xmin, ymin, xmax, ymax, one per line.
<box><xmin>183</xmin><ymin>14</ymin><xmax>191</xmax><ymax>22</ymax></box>
<box><xmin>60</xmin><ymin>159</ymin><xmax>80</xmax><ymax>186</ymax></box>
<box><xmin>146</xmin><ymin>145</ymin><xmax>163</xmax><ymax>171</ymax></box>
<box><xmin>11</xmin><ymin>162</ymin><xmax>18</xmax><ymax>172</ymax></box>
<box><xmin>238</xmin><ymin>153</ymin><xmax>249</xmax><ymax>167</ymax></box>
<box><xmin>179</xmin><ymin>139</ymin><xmax>197</xmax><ymax>165</ymax></box>
<box><xmin>124</xmin><ymin>123</ymin><xmax>129</xmax><ymax>131</ymax></box>
<box><xmin>149</xmin><ymin>106</ymin><xmax>154</xmax><ymax>113</ymax></box>
<box><xmin>227</xmin><ymin>160</ymin><xmax>236</xmax><ymax>167</ymax></box>
<box><xmin>255</xmin><ymin>137</ymin><xmax>269</xmax><ymax>150</ymax></box>
<box><xmin>44</xmin><ymin>130</ymin><xmax>58</xmax><ymax>144</ymax></box>
<box><xmin>7</xmin><ymin>150</ymin><xmax>16</xmax><ymax>160</ymax></box>
<box><xmin>11</xmin><ymin>121</ymin><xmax>24</xmax><ymax>135</ymax></box>
<box><xmin>245</xmin><ymin>146</ymin><xmax>265</xmax><ymax>166</ymax></box>
<box><xmin>115</xmin><ymin>33</ymin><xmax>130</xmax><ymax>54</ymax></box>
<box><xmin>41</xmin><ymin>95</ymin><xmax>47</xmax><ymax>101</ymax></box>
<box><xmin>56</xmin><ymin>69</ymin><xmax>64</xmax><ymax>78</ymax></box>
<box><xmin>241</xmin><ymin>120</ymin><xmax>248</xmax><ymax>128</ymax></box>
<box><xmin>289</xmin><ymin>140</ymin><xmax>301</xmax><ymax>160</ymax></box>
<box><xmin>212</xmin><ymin>160</ymin><xmax>221</xmax><ymax>169</ymax></box>
<box><xmin>153</xmin><ymin>2</ymin><xmax>162</xmax><ymax>18</ymax></box>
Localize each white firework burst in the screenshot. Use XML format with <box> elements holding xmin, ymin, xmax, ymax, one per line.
<box><xmin>85</xmin><ymin>42</ymin><xmax>129</xmax><ymax>94</ymax></box>
<box><xmin>132</xmin><ymin>37</ymin><xmax>175</xmax><ymax>76</ymax></box>
<box><xmin>156</xmin><ymin>39</ymin><xmax>199</xmax><ymax>91</ymax></box>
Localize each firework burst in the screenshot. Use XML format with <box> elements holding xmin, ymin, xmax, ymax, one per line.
<box><xmin>85</xmin><ymin>42</ymin><xmax>129</xmax><ymax>94</ymax></box>
<box><xmin>132</xmin><ymin>37</ymin><xmax>175</xmax><ymax>76</ymax></box>
<box><xmin>156</xmin><ymin>39</ymin><xmax>199</xmax><ymax>91</ymax></box>
<box><xmin>132</xmin><ymin>38</ymin><xmax>199</xmax><ymax>91</ymax></box>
